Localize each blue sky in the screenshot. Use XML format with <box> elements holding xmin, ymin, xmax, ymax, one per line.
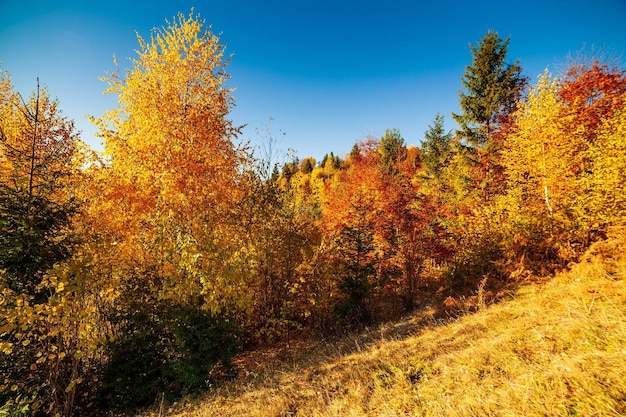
<box><xmin>1</xmin><ymin>0</ymin><xmax>625</xmax><ymax>162</ymax></box>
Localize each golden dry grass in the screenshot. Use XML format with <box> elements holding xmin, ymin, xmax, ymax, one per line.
<box><xmin>144</xmin><ymin>233</ymin><xmax>626</xmax><ymax>417</ymax></box>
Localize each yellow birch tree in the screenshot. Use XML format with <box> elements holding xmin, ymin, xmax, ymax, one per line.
<box><xmin>88</xmin><ymin>11</ymin><xmax>246</xmax><ymax>409</ymax></box>
<box><xmin>91</xmin><ymin>11</ymin><xmax>246</xmax><ymax>304</ymax></box>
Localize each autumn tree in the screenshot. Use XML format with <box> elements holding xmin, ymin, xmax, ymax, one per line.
<box><xmin>0</xmin><ymin>72</ymin><xmax>89</xmax><ymax>417</ymax></box>
<box><xmin>559</xmin><ymin>60</ymin><xmax>626</xmax><ymax>238</ymax></box>
<box><xmin>559</xmin><ymin>60</ymin><xmax>626</xmax><ymax>151</ymax></box>
<box><xmin>0</xmin><ymin>76</ymin><xmax>80</xmax><ymax>298</ymax></box>
<box><xmin>301</xmin><ymin>157</ymin><xmax>315</xmax><ymax>174</ymax></box>
<box><xmin>500</xmin><ymin>58</ymin><xmax>626</xmax><ymax>268</ymax></box>
<box><xmin>320</xmin><ymin>152</ymin><xmax>343</xmax><ymax>171</ymax></box>
<box><xmin>89</xmin><ymin>11</ymin><xmax>245</xmax><ymax>409</ymax></box>
<box><xmin>452</xmin><ymin>31</ymin><xmax>527</xmax><ymax>202</ymax></box>
<box><xmin>229</xmin><ymin>160</ymin><xmax>320</xmax><ymax>343</ymax></box>
<box><xmin>321</xmin><ymin>140</ymin><xmax>386</xmax><ymax>324</ymax></box>
<box><xmin>380</xmin><ymin>143</ymin><xmax>449</xmax><ymax>310</ymax></box>
<box><xmin>92</xmin><ymin>10</ymin><xmax>245</xmax><ymax>300</ymax></box>
<box><xmin>579</xmin><ymin>97</ymin><xmax>626</xmax><ymax>231</ymax></box>
<box><xmin>229</xmin><ymin>123</ymin><xmax>317</xmax><ymax>342</ymax></box>
<box><xmin>499</xmin><ymin>71</ymin><xmax>571</xmax><ymax>267</ymax></box>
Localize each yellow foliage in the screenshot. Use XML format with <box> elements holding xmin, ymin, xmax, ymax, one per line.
<box><xmin>89</xmin><ymin>10</ymin><xmax>247</xmax><ymax>308</ymax></box>
<box><xmin>1</xmin><ymin>265</ymin><xmax>95</xmax><ymax>416</ymax></box>
<box><xmin>503</xmin><ymin>71</ymin><xmax>575</xmax><ymax>222</ymax></box>
<box><xmin>137</xmin><ymin>234</ymin><xmax>626</xmax><ymax>417</ymax></box>
<box><xmin>577</xmin><ymin>98</ymin><xmax>626</xmax><ymax>229</ymax></box>
<box><xmin>500</xmin><ymin>67</ymin><xmax>626</xmax><ymax>262</ymax></box>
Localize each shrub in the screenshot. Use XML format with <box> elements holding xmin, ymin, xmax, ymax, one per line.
<box><xmin>95</xmin><ymin>300</ymin><xmax>239</xmax><ymax>413</ymax></box>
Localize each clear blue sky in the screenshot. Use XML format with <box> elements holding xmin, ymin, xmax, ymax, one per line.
<box><xmin>1</xmin><ymin>0</ymin><xmax>625</xmax><ymax>162</ymax></box>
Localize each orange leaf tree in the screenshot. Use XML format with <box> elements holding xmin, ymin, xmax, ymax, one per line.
<box><xmin>91</xmin><ymin>11</ymin><xmax>245</xmax><ymax>306</ymax></box>
<box><xmin>89</xmin><ymin>11</ymin><xmax>246</xmax><ymax>409</ymax></box>
<box><xmin>559</xmin><ymin>61</ymin><xmax>626</xmax><ymax>236</ymax></box>
<box><xmin>321</xmin><ymin>139</ymin><xmax>386</xmax><ymax>323</ymax></box>
<box><xmin>322</xmin><ymin>135</ymin><xmax>447</xmax><ymax>320</ymax></box>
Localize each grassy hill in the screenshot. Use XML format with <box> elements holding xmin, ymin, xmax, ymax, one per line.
<box><xmin>144</xmin><ymin>232</ymin><xmax>626</xmax><ymax>417</ymax></box>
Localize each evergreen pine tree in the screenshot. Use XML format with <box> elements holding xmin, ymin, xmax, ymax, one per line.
<box><xmin>378</xmin><ymin>128</ymin><xmax>405</xmax><ymax>175</ymax></box>
<box><xmin>452</xmin><ymin>31</ymin><xmax>527</xmax><ymax>201</ymax></box>
<box><xmin>422</xmin><ymin>114</ymin><xmax>453</xmax><ymax>180</ymax></box>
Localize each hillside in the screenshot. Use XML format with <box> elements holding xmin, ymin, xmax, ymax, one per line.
<box><xmin>2</xmin><ymin>17</ymin><xmax>625</xmax><ymax>415</ymax></box>
<box><xmin>143</xmin><ymin>232</ymin><xmax>626</xmax><ymax>417</ymax></box>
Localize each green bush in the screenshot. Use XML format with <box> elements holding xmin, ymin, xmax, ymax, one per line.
<box><xmin>95</xmin><ymin>300</ymin><xmax>239</xmax><ymax>413</ymax></box>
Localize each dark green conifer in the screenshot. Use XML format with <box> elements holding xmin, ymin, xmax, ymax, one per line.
<box><xmin>378</xmin><ymin>128</ymin><xmax>405</xmax><ymax>175</ymax></box>
<box><xmin>422</xmin><ymin>114</ymin><xmax>453</xmax><ymax>180</ymax></box>
<box><xmin>452</xmin><ymin>31</ymin><xmax>527</xmax><ymax>201</ymax></box>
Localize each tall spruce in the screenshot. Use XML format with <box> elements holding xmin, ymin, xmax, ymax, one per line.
<box><xmin>378</xmin><ymin>128</ymin><xmax>405</xmax><ymax>175</ymax></box>
<box><xmin>452</xmin><ymin>31</ymin><xmax>526</xmax><ymax>201</ymax></box>
<box><xmin>420</xmin><ymin>114</ymin><xmax>454</xmax><ymax>201</ymax></box>
<box><xmin>422</xmin><ymin>114</ymin><xmax>453</xmax><ymax>180</ymax></box>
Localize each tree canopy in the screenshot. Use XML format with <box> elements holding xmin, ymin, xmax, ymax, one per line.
<box><xmin>1</xmin><ymin>22</ymin><xmax>625</xmax><ymax>415</ymax></box>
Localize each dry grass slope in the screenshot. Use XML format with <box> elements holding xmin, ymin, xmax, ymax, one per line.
<box><xmin>145</xmin><ymin>230</ymin><xmax>626</xmax><ymax>417</ymax></box>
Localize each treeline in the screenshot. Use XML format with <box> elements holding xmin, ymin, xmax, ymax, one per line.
<box><xmin>1</xmin><ymin>12</ymin><xmax>625</xmax><ymax>416</ymax></box>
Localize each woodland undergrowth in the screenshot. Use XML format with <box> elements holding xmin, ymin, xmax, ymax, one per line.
<box><xmin>139</xmin><ymin>228</ymin><xmax>626</xmax><ymax>417</ymax></box>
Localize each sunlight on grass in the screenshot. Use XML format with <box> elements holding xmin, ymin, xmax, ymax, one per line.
<box><xmin>144</xmin><ymin>234</ymin><xmax>626</xmax><ymax>417</ymax></box>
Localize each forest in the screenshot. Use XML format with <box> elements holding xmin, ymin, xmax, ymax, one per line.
<box><xmin>1</xmin><ymin>11</ymin><xmax>625</xmax><ymax>416</ymax></box>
